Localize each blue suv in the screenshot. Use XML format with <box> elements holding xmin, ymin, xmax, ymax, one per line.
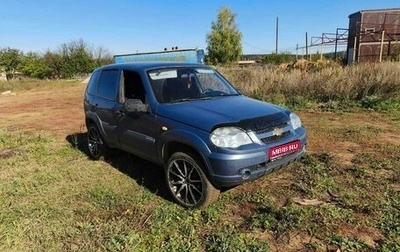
<box><xmin>84</xmin><ymin>62</ymin><xmax>307</xmax><ymax>208</ymax></box>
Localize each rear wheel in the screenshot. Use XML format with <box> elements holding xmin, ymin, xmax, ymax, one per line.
<box><xmin>87</xmin><ymin>124</ymin><xmax>109</xmax><ymax>160</ymax></box>
<box><xmin>165</xmin><ymin>152</ymin><xmax>220</xmax><ymax>209</ymax></box>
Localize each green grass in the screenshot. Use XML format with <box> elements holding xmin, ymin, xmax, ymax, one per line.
<box><xmin>1</xmin><ymin>63</ymin><xmax>399</xmax><ymax>251</ymax></box>
<box><xmin>1</xmin><ymin>109</ymin><xmax>400</xmax><ymax>251</ymax></box>
<box><xmin>1</xmin><ymin>78</ymin><xmax>79</xmax><ymax>92</ymax></box>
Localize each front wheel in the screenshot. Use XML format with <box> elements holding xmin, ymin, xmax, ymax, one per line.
<box><xmin>165</xmin><ymin>152</ymin><xmax>220</xmax><ymax>209</ymax></box>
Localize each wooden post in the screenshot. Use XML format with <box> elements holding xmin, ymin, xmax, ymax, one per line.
<box><xmin>320</xmin><ymin>43</ymin><xmax>323</xmax><ymax>61</ymax></box>
<box><xmin>379</xmin><ymin>30</ymin><xmax>385</xmax><ymax>62</ymax></box>
<box><xmin>353</xmin><ymin>36</ymin><xmax>357</xmax><ymax>63</ymax></box>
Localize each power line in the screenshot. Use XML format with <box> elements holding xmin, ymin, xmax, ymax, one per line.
<box><xmin>243</xmin><ymin>41</ymin><xmax>269</xmax><ymax>52</ymax></box>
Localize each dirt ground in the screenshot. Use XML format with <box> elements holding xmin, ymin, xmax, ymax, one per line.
<box><xmin>1</xmin><ymin>82</ymin><xmax>399</xmax><ymax>154</ymax></box>
<box><xmin>0</xmin><ymin>83</ymin><xmax>85</xmax><ymax>137</ymax></box>
<box><xmin>1</xmin><ymin>82</ymin><xmax>399</xmax><ymax>173</ymax></box>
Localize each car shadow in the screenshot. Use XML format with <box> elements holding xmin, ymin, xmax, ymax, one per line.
<box><xmin>66</xmin><ymin>132</ymin><xmax>173</xmax><ymax>203</ymax></box>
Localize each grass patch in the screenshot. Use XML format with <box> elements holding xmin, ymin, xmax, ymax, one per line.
<box><xmin>1</xmin><ymin>78</ymin><xmax>80</xmax><ymax>92</ymax></box>
<box><xmin>1</xmin><ymin>108</ymin><xmax>399</xmax><ymax>251</ymax></box>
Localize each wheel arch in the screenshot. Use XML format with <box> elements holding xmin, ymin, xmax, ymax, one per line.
<box><xmin>85</xmin><ymin>114</ymin><xmax>112</xmax><ymax>148</ymax></box>
<box><xmin>163</xmin><ymin>142</ymin><xmax>201</xmax><ymax>163</ymax></box>
<box><xmin>161</xmin><ymin>132</ymin><xmax>214</xmax><ymax>183</ymax></box>
<box><xmin>85</xmin><ymin>113</ymin><xmax>105</xmax><ymax>136</ymax></box>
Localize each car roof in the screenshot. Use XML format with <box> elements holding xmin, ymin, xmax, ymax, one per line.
<box><xmin>96</xmin><ymin>62</ymin><xmax>207</xmax><ymax>72</ymax></box>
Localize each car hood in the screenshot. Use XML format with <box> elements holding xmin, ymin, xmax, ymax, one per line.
<box><xmin>156</xmin><ymin>95</ymin><xmax>290</xmax><ymax>132</ymax></box>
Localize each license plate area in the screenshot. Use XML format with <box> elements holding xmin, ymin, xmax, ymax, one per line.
<box><xmin>269</xmin><ymin>140</ymin><xmax>301</xmax><ymax>160</ymax></box>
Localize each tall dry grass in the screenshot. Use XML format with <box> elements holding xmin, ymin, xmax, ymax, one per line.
<box><xmin>218</xmin><ymin>61</ymin><xmax>400</xmax><ymax>109</ymax></box>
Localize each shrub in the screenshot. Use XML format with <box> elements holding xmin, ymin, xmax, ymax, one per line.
<box><xmin>263</xmin><ymin>52</ymin><xmax>295</xmax><ymax>65</ymax></box>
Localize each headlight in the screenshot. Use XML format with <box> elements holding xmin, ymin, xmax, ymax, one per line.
<box><xmin>210</xmin><ymin>127</ymin><xmax>253</xmax><ymax>148</ymax></box>
<box><xmin>290</xmin><ymin>113</ymin><xmax>302</xmax><ymax>130</ymax></box>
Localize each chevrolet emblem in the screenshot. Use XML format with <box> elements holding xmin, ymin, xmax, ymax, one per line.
<box><xmin>272</xmin><ymin>127</ymin><xmax>283</xmax><ymax>136</ymax></box>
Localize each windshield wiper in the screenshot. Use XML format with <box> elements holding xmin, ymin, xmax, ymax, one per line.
<box><xmin>201</xmin><ymin>93</ymin><xmax>239</xmax><ymax>98</ymax></box>
<box><xmin>219</xmin><ymin>93</ymin><xmax>240</xmax><ymax>97</ymax></box>
<box><xmin>169</xmin><ymin>98</ymin><xmax>198</xmax><ymax>103</ymax></box>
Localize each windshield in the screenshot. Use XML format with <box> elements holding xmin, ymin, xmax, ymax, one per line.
<box><xmin>147</xmin><ymin>67</ymin><xmax>239</xmax><ymax>103</ymax></box>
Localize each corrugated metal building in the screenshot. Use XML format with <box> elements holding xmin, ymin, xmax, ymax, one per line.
<box><xmin>347</xmin><ymin>8</ymin><xmax>400</xmax><ymax>64</ymax></box>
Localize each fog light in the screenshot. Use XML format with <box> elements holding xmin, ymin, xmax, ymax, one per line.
<box><xmin>240</xmin><ymin>169</ymin><xmax>251</xmax><ymax>180</ymax></box>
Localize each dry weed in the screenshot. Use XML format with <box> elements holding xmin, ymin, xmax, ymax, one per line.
<box><xmin>218</xmin><ymin>61</ymin><xmax>400</xmax><ymax>108</ymax></box>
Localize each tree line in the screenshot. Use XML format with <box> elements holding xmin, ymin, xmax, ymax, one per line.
<box><xmin>2</xmin><ymin>7</ymin><xmax>300</xmax><ymax>80</ymax></box>
<box><xmin>0</xmin><ymin>39</ymin><xmax>113</xmax><ymax>79</ymax></box>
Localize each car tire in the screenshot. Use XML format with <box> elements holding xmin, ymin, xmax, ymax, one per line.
<box><xmin>87</xmin><ymin>124</ymin><xmax>109</xmax><ymax>160</ymax></box>
<box><xmin>165</xmin><ymin>152</ymin><xmax>220</xmax><ymax>209</ymax></box>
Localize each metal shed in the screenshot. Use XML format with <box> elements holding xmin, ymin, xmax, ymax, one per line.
<box><xmin>347</xmin><ymin>8</ymin><xmax>400</xmax><ymax>64</ymax></box>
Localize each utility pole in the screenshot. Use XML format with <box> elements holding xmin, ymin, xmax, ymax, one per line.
<box><xmin>334</xmin><ymin>28</ymin><xmax>339</xmax><ymax>61</ymax></box>
<box><xmin>320</xmin><ymin>36</ymin><xmax>323</xmax><ymax>61</ymax></box>
<box><xmin>275</xmin><ymin>17</ymin><xmax>279</xmax><ymax>54</ymax></box>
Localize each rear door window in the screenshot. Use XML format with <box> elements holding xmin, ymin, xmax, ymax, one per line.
<box><xmin>86</xmin><ymin>70</ymin><xmax>100</xmax><ymax>95</ymax></box>
<box><xmin>97</xmin><ymin>70</ymin><xmax>119</xmax><ymax>101</ymax></box>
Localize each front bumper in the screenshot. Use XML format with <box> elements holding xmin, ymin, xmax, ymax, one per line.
<box><xmin>207</xmin><ymin>131</ymin><xmax>307</xmax><ymax>188</ymax></box>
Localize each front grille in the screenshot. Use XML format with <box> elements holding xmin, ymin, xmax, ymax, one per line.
<box><xmin>233</xmin><ymin>113</ymin><xmax>291</xmax><ymax>144</ymax></box>
<box><xmin>260</xmin><ymin>130</ymin><xmax>290</xmax><ymax>144</ymax></box>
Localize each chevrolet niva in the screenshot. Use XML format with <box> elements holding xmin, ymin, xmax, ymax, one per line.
<box><xmin>84</xmin><ymin>62</ymin><xmax>307</xmax><ymax>208</ymax></box>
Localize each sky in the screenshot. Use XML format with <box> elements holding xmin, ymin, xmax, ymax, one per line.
<box><xmin>1</xmin><ymin>0</ymin><xmax>399</xmax><ymax>55</ymax></box>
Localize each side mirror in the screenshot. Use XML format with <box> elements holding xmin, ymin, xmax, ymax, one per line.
<box><xmin>125</xmin><ymin>99</ymin><xmax>149</xmax><ymax>113</ymax></box>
